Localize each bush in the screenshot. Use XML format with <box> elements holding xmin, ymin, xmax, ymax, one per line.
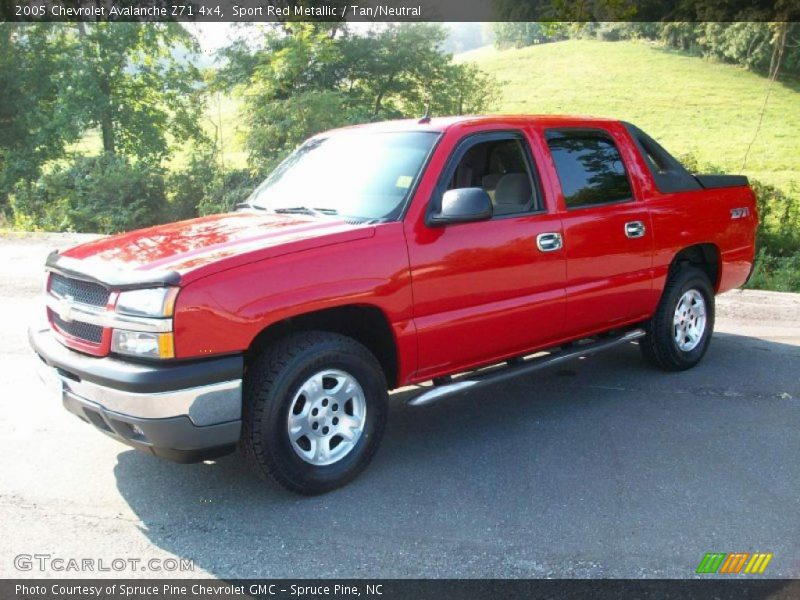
<box><xmin>197</xmin><ymin>169</ymin><xmax>260</xmax><ymax>216</ymax></box>
<box><xmin>167</xmin><ymin>146</ymin><xmax>218</xmax><ymax>221</ymax></box>
<box><xmin>168</xmin><ymin>142</ymin><xmax>261</xmax><ymax>219</ymax></box>
<box><xmin>596</xmin><ymin>24</ymin><xmax>631</xmax><ymax>42</ymax></box>
<box><xmin>746</xmin><ymin>250</ymin><xmax>800</xmax><ymax>292</ymax></box>
<box><xmin>11</xmin><ymin>155</ymin><xmax>167</xmax><ymax>234</ymax></box>
<box><xmin>746</xmin><ymin>181</ymin><xmax>800</xmax><ymax>292</ymax></box>
<box><xmin>750</xmin><ymin>180</ymin><xmax>800</xmax><ymax>257</ymax></box>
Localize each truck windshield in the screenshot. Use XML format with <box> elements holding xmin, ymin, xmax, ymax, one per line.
<box><xmin>247</xmin><ymin>131</ymin><xmax>439</xmax><ymax>220</ymax></box>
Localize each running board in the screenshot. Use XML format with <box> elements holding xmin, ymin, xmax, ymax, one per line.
<box><xmin>407</xmin><ymin>328</ymin><xmax>646</xmax><ymax>407</ymax></box>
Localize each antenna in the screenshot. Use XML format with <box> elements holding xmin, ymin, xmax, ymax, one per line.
<box><xmin>418</xmin><ymin>99</ymin><xmax>432</xmax><ymax>124</ymax></box>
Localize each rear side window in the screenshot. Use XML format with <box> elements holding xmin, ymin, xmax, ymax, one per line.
<box><xmin>622</xmin><ymin>122</ymin><xmax>702</xmax><ymax>194</ymax></box>
<box><xmin>545</xmin><ymin>130</ymin><xmax>633</xmax><ymax>209</ymax></box>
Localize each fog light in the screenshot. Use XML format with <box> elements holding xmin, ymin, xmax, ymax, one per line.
<box><xmin>111</xmin><ymin>330</ymin><xmax>174</xmax><ymax>359</ymax></box>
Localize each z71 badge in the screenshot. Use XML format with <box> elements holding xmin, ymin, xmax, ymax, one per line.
<box><xmin>731</xmin><ymin>207</ymin><xmax>751</xmax><ymax>219</ymax></box>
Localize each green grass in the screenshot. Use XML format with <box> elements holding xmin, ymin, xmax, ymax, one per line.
<box><xmin>457</xmin><ymin>40</ymin><xmax>800</xmax><ymax>192</ymax></box>
<box><xmin>72</xmin><ymin>39</ymin><xmax>800</xmax><ymax>190</ymax></box>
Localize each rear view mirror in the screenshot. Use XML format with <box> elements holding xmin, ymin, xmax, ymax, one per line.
<box><xmin>430</xmin><ymin>187</ymin><xmax>493</xmax><ymax>225</ymax></box>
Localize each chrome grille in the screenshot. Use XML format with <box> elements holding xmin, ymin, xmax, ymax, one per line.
<box><xmin>50</xmin><ymin>274</ymin><xmax>110</xmax><ymax>307</ymax></box>
<box><xmin>50</xmin><ymin>310</ymin><xmax>104</xmax><ymax>344</ymax></box>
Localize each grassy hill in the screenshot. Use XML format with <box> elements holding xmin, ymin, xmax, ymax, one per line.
<box><xmin>457</xmin><ymin>40</ymin><xmax>799</xmax><ymax>193</ymax></box>
<box><xmin>73</xmin><ymin>39</ymin><xmax>799</xmax><ymax>193</ymax></box>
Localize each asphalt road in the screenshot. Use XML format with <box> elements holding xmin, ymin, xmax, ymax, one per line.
<box><xmin>1</xmin><ymin>232</ymin><xmax>799</xmax><ymax>579</ymax></box>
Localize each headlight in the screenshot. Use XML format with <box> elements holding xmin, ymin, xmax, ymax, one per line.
<box><xmin>112</xmin><ymin>330</ymin><xmax>175</xmax><ymax>359</ymax></box>
<box><xmin>115</xmin><ymin>287</ymin><xmax>179</xmax><ymax>317</ymax></box>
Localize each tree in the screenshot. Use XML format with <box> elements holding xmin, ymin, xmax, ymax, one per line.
<box><xmin>492</xmin><ymin>23</ymin><xmax>546</xmax><ymax>48</ymax></box>
<box><xmin>427</xmin><ymin>62</ymin><xmax>500</xmax><ymax>117</ymax></box>
<box><xmin>341</xmin><ymin>24</ymin><xmax>452</xmax><ymax>118</ymax></box>
<box><xmin>0</xmin><ymin>24</ymin><xmax>82</xmax><ymax>205</ymax></box>
<box><xmin>218</xmin><ymin>23</ymin><xmax>499</xmax><ymax>172</ymax></box>
<box><xmin>70</xmin><ymin>22</ymin><xmax>205</xmax><ymax>163</ymax></box>
<box><xmin>218</xmin><ymin>23</ymin><xmax>357</xmax><ymax>171</ymax></box>
<box><xmin>3</xmin><ymin>21</ymin><xmax>209</xmax><ymax>229</ymax></box>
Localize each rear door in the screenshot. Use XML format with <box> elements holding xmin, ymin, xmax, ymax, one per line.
<box><xmin>405</xmin><ymin>128</ymin><xmax>567</xmax><ymax>380</ymax></box>
<box><xmin>541</xmin><ymin>126</ymin><xmax>654</xmax><ymax>338</ymax></box>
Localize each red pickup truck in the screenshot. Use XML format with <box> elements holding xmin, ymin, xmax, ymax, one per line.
<box><xmin>30</xmin><ymin>115</ymin><xmax>758</xmax><ymax>494</ymax></box>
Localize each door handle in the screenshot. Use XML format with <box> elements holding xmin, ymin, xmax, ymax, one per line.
<box><xmin>625</xmin><ymin>221</ymin><xmax>646</xmax><ymax>238</ymax></box>
<box><xmin>536</xmin><ymin>232</ymin><xmax>563</xmax><ymax>252</ymax></box>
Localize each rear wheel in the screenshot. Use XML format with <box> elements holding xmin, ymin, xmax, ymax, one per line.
<box><xmin>641</xmin><ymin>266</ymin><xmax>715</xmax><ymax>371</ymax></box>
<box><xmin>240</xmin><ymin>331</ymin><xmax>388</xmax><ymax>495</ymax></box>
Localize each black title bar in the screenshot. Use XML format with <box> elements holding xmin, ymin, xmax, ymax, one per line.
<box><xmin>2</xmin><ymin>0</ymin><xmax>799</xmax><ymax>23</ymax></box>
<box><xmin>4</xmin><ymin>579</ymin><xmax>800</xmax><ymax>600</ymax></box>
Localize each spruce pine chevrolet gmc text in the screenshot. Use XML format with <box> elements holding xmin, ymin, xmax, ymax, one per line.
<box><xmin>30</xmin><ymin>116</ymin><xmax>758</xmax><ymax>494</ymax></box>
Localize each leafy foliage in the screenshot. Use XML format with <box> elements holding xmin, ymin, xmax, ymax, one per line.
<box><xmin>2</xmin><ymin>22</ymin><xmax>209</xmax><ymax>231</ymax></box>
<box><xmin>747</xmin><ymin>251</ymin><xmax>800</xmax><ymax>292</ymax></box>
<box><xmin>70</xmin><ymin>22</ymin><xmax>205</xmax><ymax>162</ymax></box>
<box><xmin>4</xmin><ymin>22</ymin><xmax>798</xmax><ymax>291</ymax></box>
<box><xmin>492</xmin><ymin>22</ymin><xmax>568</xmax><ymax>48</ymax></box>
<box><xmin>168</xmin><ymin>142</ymin><xmax>258</xmax><ymax>218</ymax></box>
<box><xmin>495</xmin><ymin>22</ymin><xmax>800</xmax><ymax>76</ymax></box>
<box><xmin>196</xmin><ymin>169</ymin><xmax>260</xmax><ymax>217</ymax></box>
<box><xmin>219</xmin><ymin>23</ymin><xmax>499</xmax><ymax>172</ymax></box>
<box><xmin>4</xmin><ymin>22</ymin><xmax>498</xmax><ymax>234</ymax></box>
<box><xmin>10</xmin><ymin>155</ymin><xmax>167</xmax><ymax>234</ymax></box>
<box><xmin>0</xmin><ymin>24</ymin><xmax>83</xmax><ymax>205</ymax></box>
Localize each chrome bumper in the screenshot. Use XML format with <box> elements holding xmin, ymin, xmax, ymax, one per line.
<box><xmin>30</xmin><ymin>326</ymin><xmax>243</xmax><ymax>463</ymax></box>
<box><xmin>54</xmin><ymin>366</ymin><xmax>241</xmax><ymax>425</ymax></box>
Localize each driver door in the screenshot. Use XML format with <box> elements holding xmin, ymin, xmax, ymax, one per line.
<box><xmin>405</xmin><ymin>130</ymin><xmax>567</xmax><ymax>380</ymax></box>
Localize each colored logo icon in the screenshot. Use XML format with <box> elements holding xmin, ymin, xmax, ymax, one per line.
<box><xmin>696</xmin><ymin>552</ymin><xmax>773</xmax><ymax>574</ymax></box>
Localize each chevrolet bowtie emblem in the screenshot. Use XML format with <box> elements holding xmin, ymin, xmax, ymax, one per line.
<box><xmin>58</xmin><ymin>295</ymin><xmax>75</xmax><ymax>323</ymax></box>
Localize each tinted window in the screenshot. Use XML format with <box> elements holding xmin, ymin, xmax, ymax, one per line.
<box><xmin>640</xmin><ymin>141</ymin><xmax>669</xmax><ymax>174</ymax></box>
<box><xmin>546</xmin><ymin>130</ymin><xmax>633</xmax><ymax>208</ymax></box>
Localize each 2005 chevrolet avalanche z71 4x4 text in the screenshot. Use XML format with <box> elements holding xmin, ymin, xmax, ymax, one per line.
<box><xmin>30</xmin><ymin>115</ymin><xmax>758</xmax><ymax>494</ymax></box>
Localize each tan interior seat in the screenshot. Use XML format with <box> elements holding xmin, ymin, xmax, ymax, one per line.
<box><xmin>481</xmin><ymin>173</ymin><xmax>503</xmax><ymax>202</ymax></box>
<box><xmin>493</xmin><ymin>173</ymin><xmax>532</xmax><ymax>216</ymax></box>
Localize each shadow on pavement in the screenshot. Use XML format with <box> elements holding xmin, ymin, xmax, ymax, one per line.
<box><xmin>114</xmin><ymin>333</ymin><xmax>800</xmax><ymax>578</ymax></box>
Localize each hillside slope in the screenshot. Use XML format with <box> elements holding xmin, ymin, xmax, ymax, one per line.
<box><xmin>458</xmin><ymin>40</ymin><xmax>799</xmax><ymax>192</ymax></box>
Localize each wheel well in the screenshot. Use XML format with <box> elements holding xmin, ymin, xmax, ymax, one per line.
<box><xmin>671</xmin><ymin>243</ymin><xmax>720</xmax><ymax>290</ymax></box>
<box><xmin>245</xmin><ymin>305</ymin><xmax>399</xmax><ymax>389</ymax></box>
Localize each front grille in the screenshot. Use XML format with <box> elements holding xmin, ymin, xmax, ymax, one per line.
<box><xmin>50</xmin><ymin>274</ymin><xmax>110</xmax><ymax>307</ymax></box>
<box><xmin>50</xmin><ymin>310</ymin><xmax>104</xmax><ymax>344</ymax></box>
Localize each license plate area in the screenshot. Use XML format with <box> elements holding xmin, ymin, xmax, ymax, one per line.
<box><xmin>34</xmin><ymin>358</ymin><xmax>64</xmax><ymax>399</ymax></box>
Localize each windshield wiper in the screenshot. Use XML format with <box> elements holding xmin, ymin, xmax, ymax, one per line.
<box><xmin>234</xmin><ymin>202</ymin><xmax>267</xmax><ymax>211</ymax></box>
<box><xmin>273</xmin><ymin>206</ymin><xmax>338</xmax><ymax>217</ymax></box>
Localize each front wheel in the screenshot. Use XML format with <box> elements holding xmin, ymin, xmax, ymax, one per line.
<box><xmin>640</xmin><ymin>266</ymin><xmax>715</xmax><ymax>371</ymax></box>
<box><xmin>240</xmin><ymin>331</ymin><xmax>388</xmax><ymax>495</ymax></box>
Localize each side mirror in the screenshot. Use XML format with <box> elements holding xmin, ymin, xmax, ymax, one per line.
<box><xmin>430</xmin><ymin>187</ymin><xmax>493</xmax><ymax>225</ymax></box>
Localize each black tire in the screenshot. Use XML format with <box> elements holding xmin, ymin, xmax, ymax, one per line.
<box><xmin>240</xmin><ymin>331</ymin><xmax>388</xmax><ymax>495</ymax></box>
<box><xmin>640</xmin><ymin>265</ymin><xmax>715</xmax><ymax>371</ymax></box>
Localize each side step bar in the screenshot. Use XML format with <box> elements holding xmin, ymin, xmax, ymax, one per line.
<box><xmin>408</xmin><ymin>328</ymin><xmax>646</xmax><ymax>407</ymax></box>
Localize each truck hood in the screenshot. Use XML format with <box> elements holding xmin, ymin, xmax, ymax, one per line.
<box><xmin>56</xmin><ymin>211</ymin><xmax>375</xmax><ymax>286</ymax></box>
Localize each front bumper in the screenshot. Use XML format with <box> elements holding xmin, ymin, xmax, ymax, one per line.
<box><xmin>29</xmin><ymin>326</ymin><xmax>243</xmax><ymax>463</ymax></box>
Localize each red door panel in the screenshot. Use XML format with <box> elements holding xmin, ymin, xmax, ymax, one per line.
<box><xmin>407</xmin><ymin>213</ymin><xmax>566</xmax><ymax>380</ymax></box>
<box><xmin>531</xmin><ymin>122</ymin><xmax>656</xmax><ymax>338</ymax></box>
<box><xmin>560</xmin><ymin>203</ymin><xmax>654</xmax><ymax>337</ymax></box>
